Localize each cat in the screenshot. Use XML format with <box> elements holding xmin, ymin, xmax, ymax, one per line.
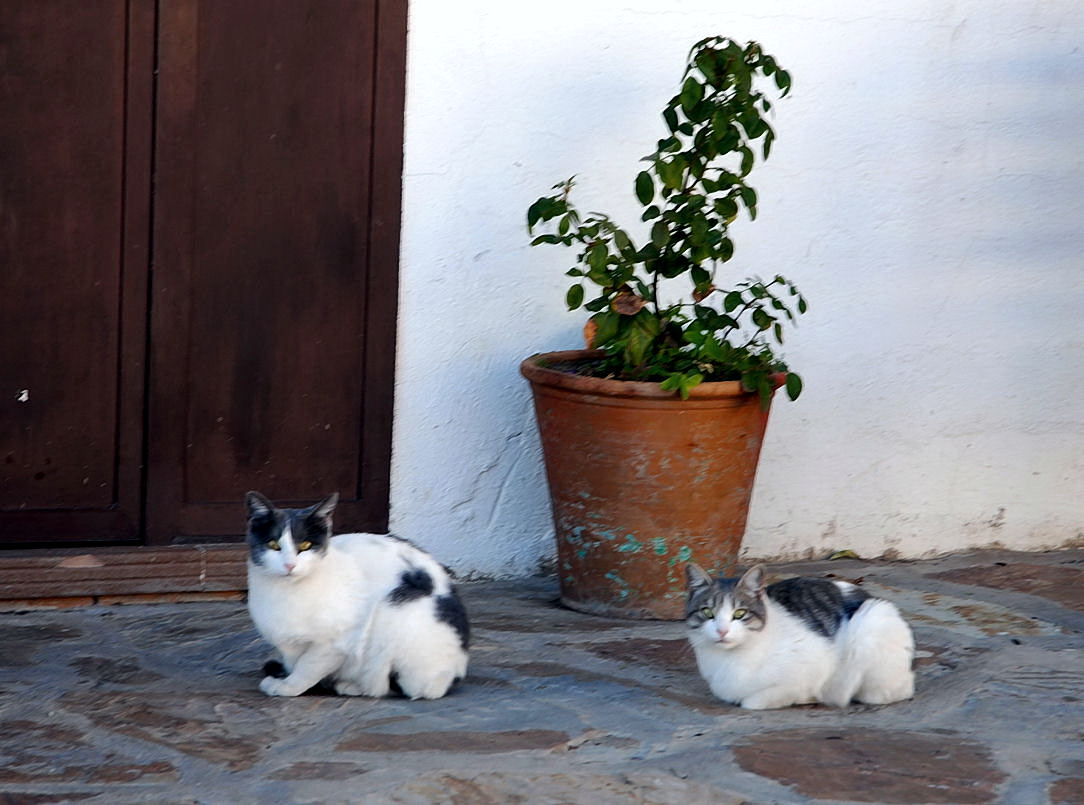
<box><xmin>684</xmin><ymin>562</ymin><xmax>914</xmax><ymax>709</ymax></box>
<box><xmin>244</xmin><ymin>491</ymin><xmax>469</xmax><ymax>700</ymax></box>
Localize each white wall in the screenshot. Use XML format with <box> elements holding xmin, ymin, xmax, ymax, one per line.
<box><xmin>391</xmin><ymin>0</ymin><xmax>1084</xmax><ymax>576</ymax></box>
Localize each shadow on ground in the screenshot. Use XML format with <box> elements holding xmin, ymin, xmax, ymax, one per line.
<box><xmin>0</xmin><ymin>549</ymin><xmax>1082</xmax><ymax>804</ymax></box>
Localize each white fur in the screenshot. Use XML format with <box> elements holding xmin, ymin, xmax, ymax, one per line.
<box><xmin>821</xmin><ymin>599</ymin><xmax>916</xmax><ymax>707</ymax></box>
<box><xmin>247</xmin><ymin>533</ymin><xmax>468</xmax><ymax>700</ymax></box>
<box><xmin>688</xmin><ymin>587</ymin><xmax>914</xmax><ymax>710</ymax></box>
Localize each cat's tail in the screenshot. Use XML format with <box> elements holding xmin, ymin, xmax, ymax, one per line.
<box><xmin>822</xmin><ymin>598</ymin><xmax>915</xmax><ymax>707</ymax></box>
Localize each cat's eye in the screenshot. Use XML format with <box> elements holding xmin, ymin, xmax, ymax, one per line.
<box><xmin>699</xmin><ymin>607</ymin><xmax>715</xmax><ymax>619</ymax></box>
<box><xmin>298</xmin><ymin>541</ymin><xmax>313</xmax><ymax>551</ymax></box>
<box><xmin>732</xmin><ymin>608</ymin><xmax>748</xmax><ymax>620</ymax></box>
<box><xmin>267</xmin><ymin>540</ymin><xmax>280</xmax><ymax>551</ymax></box>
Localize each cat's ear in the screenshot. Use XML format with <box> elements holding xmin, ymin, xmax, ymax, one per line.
<box><xmin>245</xmin><ymin>491</ymin><xmax>275</xmax><ymax>518</ymax></box>
<box><xmin>737</xmin><ymin>565</ymin><xmax>766</xmax><ymax>598</ymax></box>
<box><xmin>685</xmin><ymin>563</ymin><xmax>714</xmax><ymax>592</ymax></box>
<box><xmin>310</xmin><ymin>492</ymin><xmax>339</xmax><ymax>521</ymax></box>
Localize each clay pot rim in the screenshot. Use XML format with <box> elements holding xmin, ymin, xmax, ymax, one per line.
<box><xmin>520</xmin><ymin>349</ymin><xmax>784</xmax><ymax>400</ymax></box>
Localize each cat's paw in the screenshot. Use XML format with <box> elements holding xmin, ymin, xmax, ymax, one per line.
<box><xmin>332</xmin><ymin>681</ymin><xmax>368</xmax><ymax>697</ymax></box>
<box><xmin>259</xmin><ymin>675</ymin><xmax>299</xmax><ymax>697</ymax></box>
<box><xmin>401</xmin><ymin>674</ymin><xmax>455</xmax><ymax>700</ymax></box>
<box><xmin>739</xmin><ymin>690</ymin><xmax>800</xmax><ymax>710</ymax></box>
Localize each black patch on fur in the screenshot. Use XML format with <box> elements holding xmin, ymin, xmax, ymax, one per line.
<box><xmin>263</xmin><ymin>659</ymin><xmax>287</xmax><ymax>678</ymax></box>
<box><xmin>388</xmin><ymin>672</ymin><xmax>404</xmax><ymax>697</ymax></box>
<box><xmin>245</xmin><ymin>492</ymin><xmax>334</xmax><ymax>566</ymax></box>
<box><xmin>840</xmin><ymin>588</ymin><xmax>869</xmax><ymax>619</ymax></box>
<box><xmin>436</xmin><ymin>590</ymin><xmax>470</xmax><ymax>649</ymax></box>
<box><xmin>767</xmin><ymin>577</ymin><xmax>870</xmax><ymax>637</ymax></box>
<box><xmin>388</xmin><ymin>567</ymin><xmax>434</xmax><ymax>604</ymax></box>
<box><xmin>248</xmin><ymin>512</ymin><xmax>278</xmax><ymax>544</ymax></box>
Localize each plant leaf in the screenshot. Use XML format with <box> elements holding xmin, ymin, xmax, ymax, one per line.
<box><xmin>527</xmin><ymin>199</ymin><xmax>543</xmax><ymax>230</ymax></box>
<box><xmin>663</xmin><ymin>106</ymin><xmax>679</xmax><ymax>133</ymax></box>
<box><xmin>587</xmin><ymin>243</ymin><xmax>608</xmax><ymax>270</ymax></box>
<box><xmin>590</xmin><ymin>310</ymin><xmax>620</xmax><ymax>346</ymax></box>
<box><xmin>651</xmin><ymin>220</ymin><xmax>670</xmax><ymax>248</ymax></box>
<box><xmin>635</xmin><ymin>171</ymin><xmax>654</xmax><ymax>205</ymax></box>
<box><xmin>752</xmin><ymin>308</ymin><xmax>772</xmax><ymax>330</ymax></box>
<box><xmin>717</xmin><ymin>237</ymin><xmax>734</xmax><ymax>262</ymax></box>
<box><xmin>739</xmin><ymin>146</ymin><xmax>754</xmax><ymax>177</ymax></box>
<box><xmin>739</xmin><ymin>186</ymin><xmax>758</xmax><ymax>218</ymax></box>
<box><xmin>683</xmin><ymin>372</ymin><xmax>704</xmax><ymax>398</ymax></box>
<box><xmin>775</xmin><ymin>69</ymin><xmax>792</xmax><ymax>95</ymax></box>
<box><xmin>785</xmin><ymin>372</ymin><xmax>803</xmax><ymax>401</ymax></box>
<box><xmin>658</xmin><ymin>158</ymin><xmax>684</xmax><ymax>190</ymax></box>
<box><xmin>623</xmin><ymin>311</ymin><xmax>660</xmax><ymax>367</ymax></box>
<box><xmin>680</xmin><ymin>77</ymin><xmax>704</xmax><ymax>116</ymax></box>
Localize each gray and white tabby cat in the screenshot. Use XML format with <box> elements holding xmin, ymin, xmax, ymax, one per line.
<box><xmin>245</xmin><ymin>491</ymin><xmax>469</xmax><ymax>699</ymax></box>
<box><xmin>685</xmin><ymin>563</ymin><xmax>914</xmax><ymax>709</ymax></box>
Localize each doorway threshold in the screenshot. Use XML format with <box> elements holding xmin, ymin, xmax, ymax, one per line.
<box><xmin>0</xmin><ymin>544</ymin><xmax>247</xmax><ymax>609</ymax></box>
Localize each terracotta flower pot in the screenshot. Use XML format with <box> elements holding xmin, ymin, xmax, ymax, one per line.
<box><xmin>521</xmin><ymin>349</ymin><xmax>781</xmax><ymax>620</ymax></box>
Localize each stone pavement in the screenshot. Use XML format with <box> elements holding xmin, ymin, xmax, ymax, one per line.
<box><xmin>0</xmin><ymin>549</ymin><xmax>1081</xmax><ymax>804</ymax></box>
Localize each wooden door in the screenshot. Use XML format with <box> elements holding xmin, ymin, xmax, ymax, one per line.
<box><xmin>0</xmin><ymin>0</ymin><xmax>405</xmax><ymax>548</ymax></box>
<box><xmin>146</xmin><ymin>0</ymin><xmax>404</xmax><ymax>542</ymax></box>
<box><xmin>0</xmin><ymin>1</ymin><xmax>155</xmax><ymax>546</ymax></box>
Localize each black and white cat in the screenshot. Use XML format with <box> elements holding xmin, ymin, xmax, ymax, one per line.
<box><xmin>245</xmin><ymin>491</ymin><xmax>469</xmax><ymax>699</ymax></box>
<box><xmin>685</xmin><ymin>563</ymin><xmax>914</xmax><ymax>709</ymax></box>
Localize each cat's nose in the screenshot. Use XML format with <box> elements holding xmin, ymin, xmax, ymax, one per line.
<box><xmin>284</xmin><ymin>562</ymin><xmax>296</xmax><ymax>573</ymax></box>
<box><xmin>715</xmin><ymin>627</ymin><xmax>729</xmax><ymax>641</ymax></box>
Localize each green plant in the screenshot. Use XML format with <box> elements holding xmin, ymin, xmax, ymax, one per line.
<box><xmin>527</xmin><ymin>36</ymin><xmax>806</xmax><ymax>404</ymax></box>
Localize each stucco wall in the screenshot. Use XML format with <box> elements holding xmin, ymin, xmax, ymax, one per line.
<box><xmin>391</xmin><ymin>1</ymin><xmax>1084</xmax><ymax>576</ymax></box>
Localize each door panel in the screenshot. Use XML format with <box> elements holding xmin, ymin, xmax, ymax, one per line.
<box><xmin>148</xmin><ymin>0</ymin><xmax>400</xmax><ymax>541</ymax></box>
<box><xmin>0</xmin><ymin>1</ymin><xmax>153</xmax><ymax>545</ymax></box>
<box><xmin>0</xmin><ymin>0</ymin><xmax>403</xmax><ymax>548</ymax></box>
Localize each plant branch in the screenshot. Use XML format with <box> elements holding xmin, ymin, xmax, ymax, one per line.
<box><xmin>525</xmin><ymin>36</ymin><xmax>804</xmax><ymax>398</ymax></box>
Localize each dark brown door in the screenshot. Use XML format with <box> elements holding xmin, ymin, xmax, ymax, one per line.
<box><xmin>146</xmin><ymin>0</ymin><xmax>403</xmax><ymax>542</ymax></box>
<box><xmin>0</xmin><ymin>0</ymin><xmax>404</xmax><ymax>547</ymax></box>
<box><xmin>0</xmin><ymin>1</ymin><xmax>155</xmax><ymax>546</ymax></box>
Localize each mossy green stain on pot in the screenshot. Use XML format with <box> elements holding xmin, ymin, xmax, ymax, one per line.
<box><xmin>604</xmin><ymin>571</ymin><xmax>631</xmax><ymax>599</ymax></box>
<box><xmin>666</xmin><ymin>544</ymin><xmax>695</xmax><ymax>568</ymax></box>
